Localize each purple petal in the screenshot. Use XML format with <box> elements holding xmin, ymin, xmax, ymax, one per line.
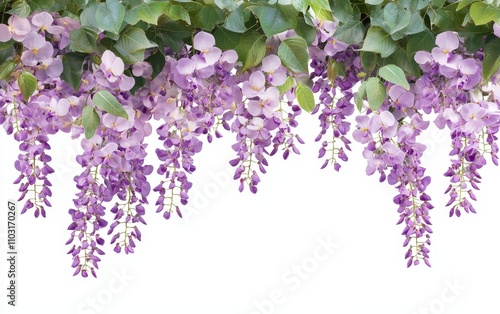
<box><xmin>414</xmin><ymin>51</ymin><xmax>433</xmax><ymax>65</ymax></box>
<box><xmin>435</xmin><ymin>31</ymin><xmax>459</xmax><ymax>52</ymax></box>
<box><xmin>8</xmin><ymin>15</ymin><xmax>31</xmax><ymax>41</ymax></box>
<box><xmin>0</xmin><ymin>24</ymin><xmax>11</xmax><ymax>42</ymax></box>
<box><xmin>459</xmin><ymin>58</ymin><xmax>479</xmax><ymax>76</ymax></box>
<box><xmin>176</xmin><ymin>58</ymin><xmax>195</xmax><ymax>75</ymax></box>
<box><xmin>101</xmin><ymin>50</ymin><xmax>124</xmax><ymax>76</ymax></box>
<box><xmin>495</xmin><ymin>23</ymin><xmax>500</xmax><ymax>38</ymax></box>
<box><xmin>262</xmin><ymin>54</ymin><xmax>281</xmax><ymax>72</ymax></box>
<box><xmin>203</xmin><ymin>47</ymin><xmax>221</xmax><ymax>65</ymax></box>
<box><xmin>193</xmin><ymin>31</ymin><xmax>215</xmax><ymax>51</ymax></box>
<box><xmin>32</xmin><ymin>12</ymin><xmax>54</xmax><ymax>29</ymax></box>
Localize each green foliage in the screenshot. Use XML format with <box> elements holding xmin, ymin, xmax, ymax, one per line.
<box><xmin>95</xmin><ymin>0</ymin><xmax>125</xmax><ymax>34</ymax></box>
<box><xmin>92</xmin><ymin>90</ymin><xmax>129</xmax><ymax>119</ymax></box>
<box><xmin>469</xmin><ymin>2</ymin><xmax>500</xmax><ymax>25</ymax></box>
<box><xmin>18</xmin><ymin>71</ymin><xmax>37</xmax><ymax>101</ymax></box>
<box><xmin>1</xmin><ymin>0</ymin><xmax>499</xmax><ymax>101</ymax></box>
<box><xmin>114</xmin><ymin>26</ymin><xmax>157</xmax><ymax>63</ymax></box>
<box><xmin>356</xmin><ymin>81</ymin><xmax>367</xmax><ymax>112</ymax></box>
<box><xmin>295</xmin><ymin>83</ymin><xmax>315</xmax><ymax>113</ymax></box>
<box><xmin>277</xmin><ymin>37</ymin><xmax>310</xmax><ymax>74</ymax></box>
<box><xmin>0</xmin><ymin>60</ymin><xmax>16</xmax><ymax>81</ymax></box>
<box><xmin>82</xmin><ymin>105</ymin><xmax>100</xmax><ymax>139</ymax></box>
<box><xmin>70</xmin><ymin>27</ymin><xmax>99</xmax><ymax>53</ymax></box>
<box><xmin>366</xmin><ymin>77</ymin><xmax>386</xmax><ymax>111</ymax></box>
<box><xmin>362</xmin><ymin>26</ymin><xmax>398</xmax><ymax>57</ymax></box>
<box><xmin>234</xmin><ymin>31</ymin><xmax>267</xmax><ymax>72</ymax></box>
<box><xmin>378</xmin><ymin>64</ymin><xmax>410</xmax><ymax>90</ymax></box>
<box><xmin>482</xmin><ymin>35</ymin><xmax>500</xmax><ymax>82</ymax></box>
<box><xmin>61</xmin><ymin>52</ymin><xmax>85</xmax><ymax>91</ymax></box>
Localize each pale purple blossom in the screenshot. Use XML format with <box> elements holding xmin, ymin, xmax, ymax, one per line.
<box><xmin>193</xmin><ymin>31</ymin><xmax>221</xmax><ymax>66</ymax></box>
<box><xmin>261</xmin><ymin>55</ymin><xmax>287</xmax><ymax>86</ymax></box>
<box><xmin>31</xmin><ymin>12</ymin><xmax>64</xmax><ymax>34</ymax></box>
<box><xmin>100</xmin><ymin>50</ymin><xmax>124</xmax><ymax>83</ymax></box>
<box><xmin>0</xmin><ymin>15</ymin><xmax>31</xmax><ymax>42</ymax></box>
<box><xmin>21</xmin><ymin>33</ymin><xmax>54</xmax><ymax>66</ymax></box>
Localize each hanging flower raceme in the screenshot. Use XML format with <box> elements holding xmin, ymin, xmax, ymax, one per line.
<box><xmin>0</xmin><ymin>3</ymin><xmax>499</xmax><ymax>278</ymax></box>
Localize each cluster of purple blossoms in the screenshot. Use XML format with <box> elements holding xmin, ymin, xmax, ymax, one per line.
<box><xmin>229</xmin><ymin>51</ymin><xmax>304</xmax><ymax>193</ymax></box>
<box><xmin>0</xmin><ymin>13</ymin><xmax>78</xmax><ymax>219</ymax></box>
<box><xmin>414</xmin><ymin>31</ymin><xmax>500</xmax><ymax>217</ymax></box>
<box><xmin>353</xmin><ymin>89</ymin><xmax>434</xmax><ymax>266</ymax></box>
<box><xmin>309</xmin><ymin>20</ymin><xmax>358</xmax><ymax>171</ymax></box>
<box><xmin>1</xmin><ymin>10</ymin><xmax>499</xmax><ymax>276</ymax></box>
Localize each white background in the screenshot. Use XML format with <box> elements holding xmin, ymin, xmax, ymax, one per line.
<box><xmin>0</xmin><ymin>111</ymin><xmax>499</xmax><ymax>314</ymax></box>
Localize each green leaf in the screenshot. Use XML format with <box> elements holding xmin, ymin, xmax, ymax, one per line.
<box><xmin>310</xmin><ymin>4</ymin><xmax>333</xmax><ymax>21</ymax></box>
<box><xmin>115</xmin><ymin>26</ymin><xmax>157</xmax><ymax>64</ymax></box>
<box><xmin>80</xmin><ymin>4</ymin><xmax>98</xmax><ymax>28</ymax></box>
<box><xmin>366</xmin><ymin>77</ymin><xmax>386</xmax><ymax>111</ymax></box>
<box><xmin>234</xmin><ymin>32</ymin><xmax>266</xmax><ymax>72</ymax></box>
<box><xmin>224</xmin><ymin>5</ymin><xmax>248</xmax><ymax>33</ymax></box>
<box><xmin>295</xmin><ymin>83</ymin><xmax>315</xmax><ymax>113</ymax></box>
<box><xmin>258</xmin><ymin>6</ymin><xmax>295</xmax><ymax>36</ymax></box>
<box><xmin>0</xmin><ymin>45</ymin><xmax>14</xmax><ymax>65</ymax></box>
<box><xmin>26</xmin><ymin>0</ymin><xmax>54</xmax><ymax>11</ymax></box>
<box><xmin>70</xmin><ymin>27</ymin><xmax>98</xmax><ymax>53</ymax></box>
<box><xmin>430</xmin><ymin>6</ymin><xmax>462</xmax><ymax>30</ymax></box>
<box><xmin>431</xmin><ymin>0</ymin><xmax>446</xmax><ymax>7</ymax></box>
<box><xmin>215</xmin><ymin>0</ymin><xmax>237</xmax><ymax>10</ymax></box>
<box><xmin>362</xmin><ymin>26</ymin><xmax>398</xmax><ymax>57</ymax></box>
<box><xmin>277</xmin><ymin>76</ymin><xmax>294</xmax><ymax>95</ymax></box>
<box><xmin>164</xmin><ymin>3</ymin><xmax>191</xmax><ymax>24</ymax></box>
<box><xmin>195</xmin><ymin>5</ymin><xmax>224</xmax><ymax>31</ymax></box>
<box><xmin>93</xmin><ymin>90</ymin><xmax>128</xmax><ymax>119</ymax></box>
<box><xmin>384</xmin><ymin>3</ymin><xmax>411</xmax><ymax>34</ymax></box>
<box><xmin>82</xmin><ymin>106</ymin><xmax>100</xmax><ymax>139</ymax></box>
<box><xmin>327</xmin><ymin>60</ymin><xmax>345</xmax><ymax>81</ymax></box>
<box><xmin>383</xmin><ymin>48</ymin><xmax>420</xmax><ymax>77</ymax></box>
<box><xmin>157</xmin><ymin>18</ymin><xmax>191</xmax><ymax>53</ymax></box>
<box><xmin>459</xmin><ymin>24</ymin><xmax>492</xmax><ymax>53</ymax></box>
<box><xmin>18</xmin><ymin>71</ymin><xmax>37</xmax><ymax>102</ymax></box>
<box><xmin>360</xmin><ymin>51</ymin><xmax>378</xmax><ymax>72</ymax></box>
<box><xmin>482</xmin><ymin>35</ymin><xmax>500</xmax><ymax>82</ymax></box>
<box><xmin>356</xmin><ymin>81</ymin><xmax>367</xmax><ymax>112</ymax></box>
<box><xmin>0</xmin><ymin>60</ymin><xmax>16</xmax><ymax>81</ymax></box>
<box><xmin>291</xmin><ymin>0</ymin><xmax>308</xmax><ymax>13</ymax></box>
<box><xmin>61</xmin><ymin>52</ymin><xmax>85</xmax><ymax>91</ymax></box>
<box><xmin>145</xmin><ymin>50</ymin><xmax>165</xmax><ymax>79</ymax></box>
<box><xmin>214</xmin><ymin>28</ymin><xmax>242</xmax><ymax>51</ymax></box>
<box><xmin>333</xmin><ymin>19</ymin><xmax>365</xmax><ymax>44</ymax></box>
<box><xmin>378</xmin><ymin>64</ymin><xmax>410</xmax><ymax>90</ymax></box>
<box><xmin>95</xmin><ymin>0</ymin><xmax>125</xmax><ymax>34</ymax></box>
<box><xmin>399</xmin><ymin>0</ymin><xmax>428</xmax><ymax>12</ymax></box>
<box><xmin>457</xmin><ymin>0</ymin><xmax>478</xmax><ymax>11</ymax></box>
<box><xmin>294</xmin><ymin>18</ymin><xmax>317</xmax><ymax>46</ymax></box>
<box><xmin>404</xmin><ymin>13</ymin><xmax>427</xmax><ymax>35</ymax></box>
<box><xmin>407</xmin><ymin>29</ymin><xmax>436</xmax><ymax>58</ymax></box>
<box><xmin>135</xmin><ymin>2</ymin><xmax>168</xmax><ymax>24</ymax></box>
<box><xmin>365</xmin><ymin>0</ymin><xmax>384</xmax><ymax>5</ymax></box>
<box><xmin>313</xmin><ymin>0</ymin><xmax>331</xmax><ymax>11</ymax></box>
<box><xmin>10</xmin><ymin>0</ymin><xmax>31</xmax><ymax>18</ymax></box>
<box><xmin>330</xmin><ymin>0</ymin><xmax>354</xmax><ymax>23</ymax></box>
<box><xmin>470</xmin><ymin>2</ymin><xmax>500</xmax><ymax>25</ymax></box>
<box><xmin>277</xmin><ymin>37</ymin><xmax>310</xmax><ymax>74</ymax></box>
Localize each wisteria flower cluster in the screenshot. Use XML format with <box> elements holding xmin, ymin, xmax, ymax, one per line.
<box><xmin>1</xmin><ymin>0</ymin><xmax>499</xmax><ymax>277</ymax></box>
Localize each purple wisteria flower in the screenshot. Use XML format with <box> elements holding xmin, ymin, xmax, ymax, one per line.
<box><xmin>0</xmin><ymin>15</ymin><xmax>31</xmax><ymax>42</ymax></box>
<box><xmin>21</xmin><ymin>33</ymin><xmax>54</xmax><ymax>66</ymax></box>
